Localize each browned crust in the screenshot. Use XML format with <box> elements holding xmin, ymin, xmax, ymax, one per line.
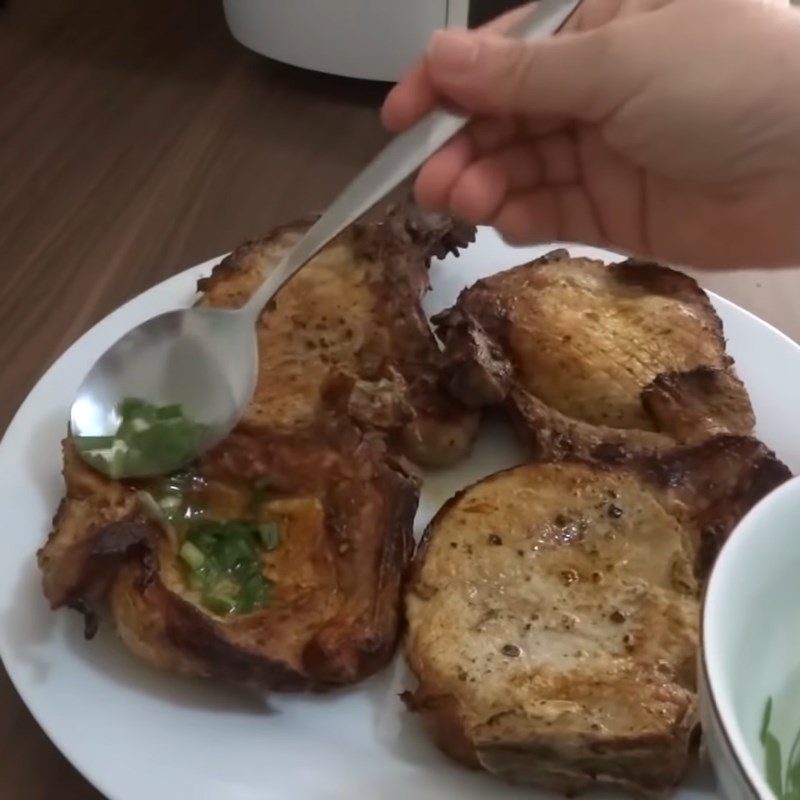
<box><xmin>195</xmin><ymin>217</ymin><xmax>319</xmax><ymax>298</ymax></box>
<box><xmin>401</xmin><ymin>689</ymin><xmax>482</xmax><ymax>770</ymax></box>
<box><xmin>637</xmin><ymin>435</ymin><xmax>792</xmax><ymax>577</ymax></box>
<box><xmin>38</xmin><ymin>440</ymin><xmax>154</xmax><ymax>617</ymax></box>
<box><xmin>404</xmin><ymin>435</ymin><xmax>790</xmax><ymax>792</ymax></box>
<box><xmin>414</xmin><ymin>434</ymin><xmax>790</xmax><ymax>579</ymax></box>
<box><xmin>641</xmin><ymin>365</ymin><xmax>756</xmax><ymax>443</ymax></box>
<box><xmin>352</xmin><ymin>209</ymin><xmax>481</xmax><ymax>466</ymax></box>
<box><xmin>171</xmin><ymin>427</ymin><xmax>418</xmax><ymax>689</ymax></box>
<box><xmin>42</xmin><ymin>420</ymin><xmax>418</xmax><ymax>691</ymax></box>
<box><xmin>197</xmin><ymin>203</ymin><xmax>479</xmax><ymax>468</ymax></box>
<box><xmin>41</xmin><ymin>507</ymin><xmax>155</xmax><ymax>617</ymax></box>
<box><xmin>39</xmin><ymin>201</ymin><xmax>479</xmax><ymax>691</ymax></box>
<box><xmin>613</xmin><ymin>259</ymin><xmax>726</xmax><ymax>338</ymax></box>
<box><xmin>116</xmin><ymin>566</ymin><xmax>312</xmax><ymax>690</ymax></box>
<box><xmin>506</xmin><ymin>388</ymin><xmax>673</xmax><ymax>464</ymax></box>
<box><xmin>433</xmin><ymin>306</ymin><xmax>513</xmax><ymax>409</ymax></box>
<box><xmin>434</xmin><ymin>250</ymin><xmax>753</xmax><ymax>461</ymax></box>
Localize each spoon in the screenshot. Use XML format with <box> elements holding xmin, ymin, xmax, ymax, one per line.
<box><xmin>70</xmin><ymin>0</ymin><xmax>583</xmax><ymax>479</ymax></box>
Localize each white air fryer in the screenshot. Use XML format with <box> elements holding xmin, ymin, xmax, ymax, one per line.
<box><xmin>222</xmin><ymin>0</ymin><xmax>527</xmax><ymax>82</ymax></box>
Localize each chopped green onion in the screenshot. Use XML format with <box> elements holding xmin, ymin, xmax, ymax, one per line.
<box><xmin>258</xmin><ymin>522</ymin><xmax>280</xmax><ymax>551</ymax></box>
<box><xmin>250</xmin><ymin>477</ymin><xmax>275</xmax><ymax>513</ymax></box>
<box><xmin>159</xmin><ymin>495</ymin><xmax>182</xmax><ymax>511</ymax></box>
<box><xmin>179</xmin><ymin>541</ymin><xmax>206</xmax><ymax>570</ymax></box>
<box><xmin>203</xmin><ymin>595</ymin><xmax>237</xmax><ymax>616</ymax></box>
<box><xmin>155</xmin><ymin>404</ymin><xmax>183</xmax><ymax>420</ymax></box>
<box><xmin>763</xmin><ymin>697</ymin><xmax>774</xmax><ymax>745</ymax></box>
<box><xmin>760</xmin><ymin>697</ymin><xmax>800</xmax><ymax>799</ymax></box>
<box><xmin>73</xmin><ymin>397</ymin><xmax>209</xmax><ymax>478</ymax></box>
<box><xmin>178</xmin><ymin>517</ymin><xmax>280</xmax><ymax>617</ymax></box>
<box><xmin>110</xmin><ymin>444</ymin><xmax>129</xmax><ymax>480</ymax></box>
<box><xmin>786</xmin><ymin>727</ymin><xmax>800</xmax><ymax>798</ymax></box>
<box><xmin>117</xmin><ymin>397</ymin><xmax>149</xmax><ymax>417</ymax></box>
<box><xmin>75</xmin><ymin>436</ymin><xmax>116</xmax><ymax>449</ymax></box>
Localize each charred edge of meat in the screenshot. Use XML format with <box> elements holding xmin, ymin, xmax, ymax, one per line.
<box><xmin>634</xmin><ymin>435</ymin><xmax>790</xmax><ymax>576</ymax></box>
<box><xmin>405</xmin><ymin>482</ymin><xmax>477</xmax><ymax>593</ymax></box>
<box><xmin>589</xmin><ymin>442</ymin><xmax>634</xmax><ymax>464</ymax></box>
<box><xmin>206</xmin><ymin>418</ymin><xmax>416</xmax><ymax>491</ymax></box>
<box><xmin>430</xmin><ymin>255</ymin><xmax>582</xmax><ymax>412</ymax></box>
<box><xmin>646</xmin><ymin>364</ymin><xmax>732</xmax><ymax>392</ymax></box>
<box><xmin>153</xmin><ymin>578</ymin><xmax>313</xmax><ymax>691</ymax></box>
<box><xmin>641</xmin><ymin>365</ymin><xmax>756</xmax><ymax>441</ymax></box>
<box><xmin>440</xmin><ymin>247</ymin><xmax>571</xmax><ymax>324</ymax></box>
<box><xmin>321</xmin><ymin>369</ymin><xmax>415</xmax><ymax>432</ymax></box>
<box><xmin>481</xmin><ymin>247</ymin><xmax>572</xmax><ymax>283</ymax></box>
<box><xmin>692</xmin><ymin>449</ymin><xmax>791</xmax><ymax>577</ymax></box>
<box><xmin>196</xmin><ymin>216</ymin><xmax>319</xmax><ymax>295</ymax></box>
<box><xmin>301</xmin><ymin>461</ymin><xmax>418</xmax><ymax>685</ymax></box>
<box><xmin>68</xmin><ymin>599</ymin><xmax>100</xmax><ymax>640</ymax></box>
<box><xmin>196</xmin><ymin>202</ymin><xmax>475</xmax><ymax>297</ymax></box>
<box><xmin>401</xmin><ymin>688</ymin><xmax>483</xmax><ymax>770</ymax></box>
<box><xmin>40</xmin><ymin>514</ymin><xmax>155</xmax><ymax>617</ymax></box>
<box><xmin>379</xmin><ymin>198</ymin><xmax>476</xmax><ymax>261</ymax></box>
<box><xmin>504</xmin><ymin>390</ymin><xmax>671</xmax><ymax>464</ymax></box>
<box><xmin>613</xmin><ymin>259</ymin><xmax>726</xmax><ymax>338</ymax></box>
<box><xmin>347</xmin><ymin>221</ymin><xmax>482</xmax><ymax>466</ymax></box>
<box><xmin>640</xmin><ymin>435</ymin><xmax>773</xmax><ymax>490</ymax></box>
<box><xmin>432</xmin><ymin>308</ymin><xmax>513</xmax><ymax>408</ymax></box>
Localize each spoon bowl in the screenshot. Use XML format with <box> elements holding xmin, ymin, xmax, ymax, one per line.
<box><xmin>70</xmin><ymin>306</ymin><xmax>257</xmax><ymax>477</ymax></box>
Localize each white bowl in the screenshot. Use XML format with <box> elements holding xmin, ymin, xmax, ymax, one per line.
<box><xmin>221</xmin><ymin>0</ymin><xmax>455</xmax><ymax>82</ymax></box>
<box><xmin>702</xmin><ymin>474</ymin><xmax>800</xmax><ymax>799</ymax></box>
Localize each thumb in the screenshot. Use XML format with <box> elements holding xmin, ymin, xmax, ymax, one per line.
<box><xmin>425</xmin><ymin>28</ymin><xmax>624</xmax><ymax>121</ymax></box>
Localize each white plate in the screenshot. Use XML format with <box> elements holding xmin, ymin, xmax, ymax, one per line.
<box><xmin>2</xmin><ymin>229</ymin><xmax>799</xmax><ymax>800</ymax></box>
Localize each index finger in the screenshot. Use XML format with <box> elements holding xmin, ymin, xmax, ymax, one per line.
<box><xmin>381</xmin><ymin>3</ymin><xmax>537</xmax><ymax>132</ymax></box>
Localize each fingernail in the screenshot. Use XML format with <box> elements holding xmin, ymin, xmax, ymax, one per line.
<box><xmin>428</xmin><ymin>31</ymin><xmax>480</xmax><ymax>76</ymax></box>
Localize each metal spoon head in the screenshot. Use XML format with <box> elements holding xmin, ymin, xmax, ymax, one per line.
<box><xmin>70</xmin><ymin>306</ymin><xmax>258</xmax><ymax>479</ymax></box>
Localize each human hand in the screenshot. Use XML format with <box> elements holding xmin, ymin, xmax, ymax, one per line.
<box><xmin>382</xmin><ymin>0</ymin><xmax>800</xmax><ymax>268</ymax></box>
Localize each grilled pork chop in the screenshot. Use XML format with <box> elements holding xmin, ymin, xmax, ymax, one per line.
<box><xmin>198</xmin><ymin>202</ymin><xmax>479</xmax><ymax>467</ymax></box>
<box><xmin>41</xmin><ymin>420</ymin><xmax>417</xmax><ymax>689</ymax></box>
<box><xmin>434</xmin><ymin>249</ymin><xmax>755</xmax><ymax>461</ymax></box>
<box><xmin>405</xmin><ymin>437</ymin><xmax>789</xmax><ymax>795</ymax></box>
<box><xmin>39</xmin><ymin>203</ymin><xmax>476</xmax><ymax>689</ymax></box>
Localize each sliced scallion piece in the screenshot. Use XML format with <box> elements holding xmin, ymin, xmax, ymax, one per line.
<box><xmin>760</xmin><ymin>696</ymin><xmax>800</xmax><ymax>799</ymax></box>
<box><xmin>179</xmin><ymin>541</ymin><xmax>205</xmax><ymax>571</ymax></box>
<box><xmin>258</xmin><ymin>521</ymin><xmax>280</xmax><ymax>551</ymax></box>
<box><xmin>73</xmin><ymin>397</ymin><xmax>209</xmax><ymax>478</ymax></box>
<box><xmin>178</xmin><ymin>518</ymin><xmax>280</xmax><ymax>617</ymax></box>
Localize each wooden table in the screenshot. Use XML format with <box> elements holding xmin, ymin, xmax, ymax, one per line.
<box><xmin>1</xmin><ymin>1</ymin><xmax>798</xmax><ymax>798</ymax></box>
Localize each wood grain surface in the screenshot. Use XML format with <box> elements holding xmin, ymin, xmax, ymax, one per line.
<box><xmin>1</xmin><ymin>1</ymin><xmax>799</xmax><ymax>799</ymax></box>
